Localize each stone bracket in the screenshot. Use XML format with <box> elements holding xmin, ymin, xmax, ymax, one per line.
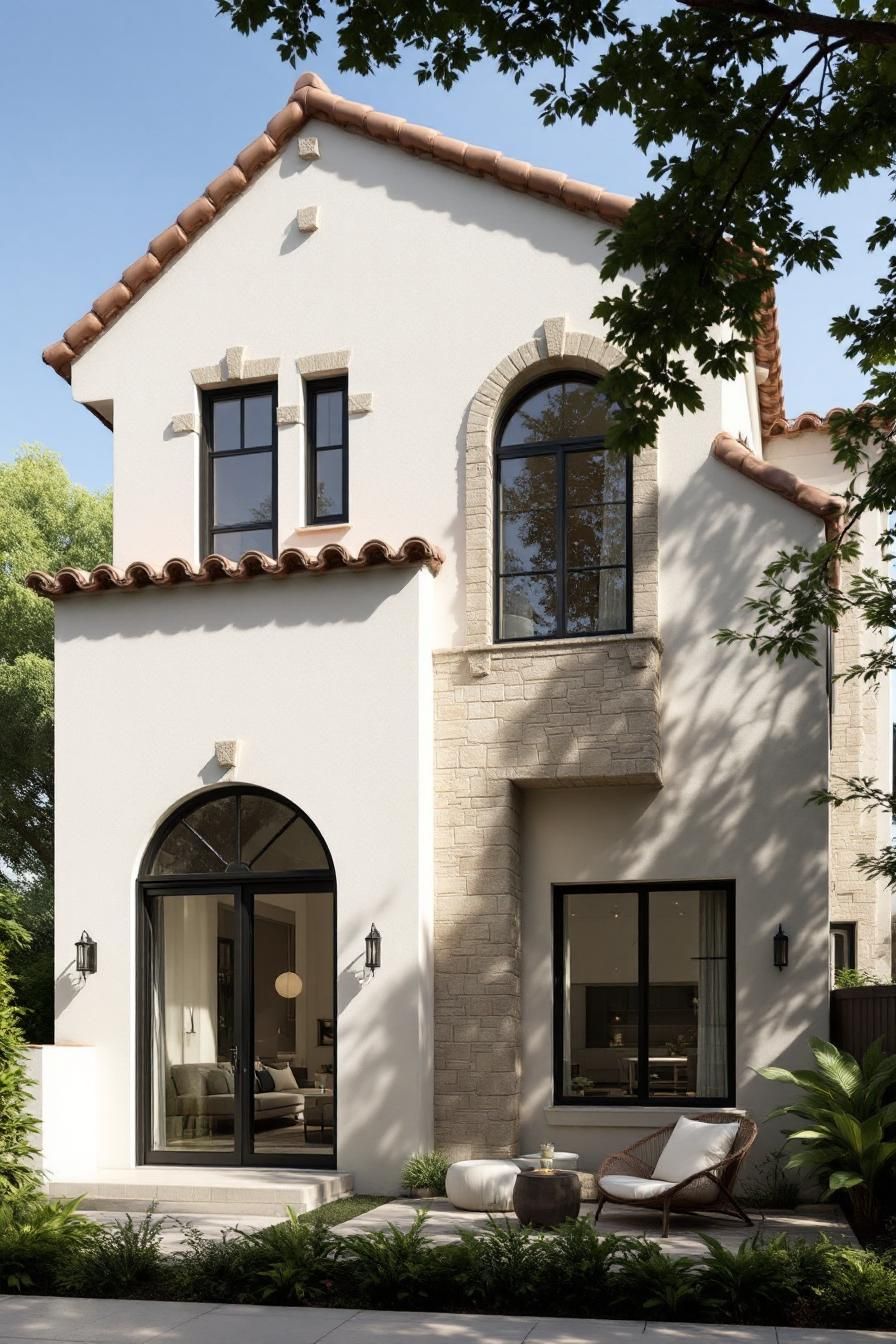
<box><xmin>348</xmin><ymin>393</ymin><xmax>373</xmax><ymax>416</ymax></box>
<box><xmin>297</xmin><ymin>206</ymin><xmax>320</xmax><ymax>233</ymax></box>
<box><xmin>298</xmin><ymin>137</ymin><xmax>320</xmax><ymax>161</ymax></box>
<box><xmin>170</xmin><ymin>413</ymin><xmax>199</xmax><ymax>435</ymax></box>
<box><xmin>276</xmin><ymin>404</ymin><xmax>302</xmax><ymax>426</ymax></box>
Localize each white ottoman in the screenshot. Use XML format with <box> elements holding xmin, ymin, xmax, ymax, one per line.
<box><xmin>517</xmin><ymin>1151</ymin><xmax>579</xmax><ymax>1170</ymax></box>
<box><xmin>445</xmin><ymin>1159</ymin><xmax>520</xmax><ymax>1212</ymax></box>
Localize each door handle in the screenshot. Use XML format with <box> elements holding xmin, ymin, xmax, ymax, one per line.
<box><xmin>231</xmin><ymin>1047</ymin><xmax>240</xmax><ymax>1071</ymax></box>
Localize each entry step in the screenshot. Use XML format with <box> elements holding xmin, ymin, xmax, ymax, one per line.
<box><xmin>46</xmin><ymin>1167</ymin><xmax>353</xmax><ymax>1215</ymax></box>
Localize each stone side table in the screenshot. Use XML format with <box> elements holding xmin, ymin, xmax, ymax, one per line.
<box><xmin>512</xmin><ymin>1169</ymin><xmax>581</xmax><ymax>1228</ymax></box>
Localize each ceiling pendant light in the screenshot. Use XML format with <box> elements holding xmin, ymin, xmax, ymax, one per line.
<box><xmin>275</xmin><ymin>970</ymin><xmax>303</xmax><ymax>999</ymax></box>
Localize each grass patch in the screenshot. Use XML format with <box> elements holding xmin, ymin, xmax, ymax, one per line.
<box><xmin>290</xmin><ymin>1196</ymin><xmax>393</xmax><ymax>1226</ymax></box>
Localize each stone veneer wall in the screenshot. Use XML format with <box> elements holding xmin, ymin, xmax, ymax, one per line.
<box><xmin>433</xmin><ymin>323</ymin><xmax>661</xmax><ymax>1157</ymax></box>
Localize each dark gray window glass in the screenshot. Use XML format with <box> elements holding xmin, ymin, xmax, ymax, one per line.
<box><xmin>496</xmin><ymin>377</ymin><xmax>629</xmax><ymax>641</ymax></box>
<box><xmin>205</xmin><ymin>385</ymin><xmax>277</xmax><ymax>561</ymax></box>
<box><xmin>308</xmin><ymin>380</ymin><xmax>348</xmax><ymax>523</ymax></box>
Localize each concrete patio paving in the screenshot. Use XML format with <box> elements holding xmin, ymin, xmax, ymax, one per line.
<box><xmin>0</xmin><ymin>1296</ymin><xmax>887</xmax><ymax>1343</ymax></box>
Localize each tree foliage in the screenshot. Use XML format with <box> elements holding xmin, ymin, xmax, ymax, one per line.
<box><xmin>219</xmin><ymin>0</ymin><xmax>896</xmax><ymax>887</ymax></box>
<box><xmin>0</xmin><ymin>446</ymin><xmax>112</xmax><ymax>1041</ymax></box>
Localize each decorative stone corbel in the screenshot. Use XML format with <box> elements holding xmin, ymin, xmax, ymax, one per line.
<box><xmin>298</xmin><ymin>137</ymin><xmax>320</xmax><ymax>161</ymax></box>
<box><xmin>348</xmin><ymin>393</ymin><xmax>373</xmax><ymax>416</ymax></box>
<box><xmin>170</xmin><ymin>413</ymin><xmax>199</xmax><ymax>434</ymax></box>
<box><xmin>468</xmin><ymin>651</ymin><xmax>492</xmax><ymax>680</ymax></box>
<box><xmin>214</xmin><ymin>740</ymin><xmax>240</xmax><ymax>779</ymax></box>
<box><xmin>542</xmin><ymin>316</ymin><xmax>567</xmax><ymax>359</ymax></box>
<box><xmin>276</xmin><ymin>405</ymin><xmax>302</xmax><ymax>426</ymax></box>
<box><xmin>297</xmin><ymin>206</ymin><xmax>320</xmax><ymax>233</ymax></box>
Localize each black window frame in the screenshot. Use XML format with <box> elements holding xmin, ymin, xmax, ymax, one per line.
<box><xmin>830</xmin><ymin>921</ymin><xmax>857</xmax><ymax>980</ymax></box>
<box><xmin>552</xmin><ymin>880</ymin><xmax>736</xmax><ymax>1108</ymax></box>
<box><xmin>202</xmin><ymin>384</ymin><xmax>278</xmax><ymax>561</ymax></box>
<box><xmin>307</xmin><ymin>377</ymin><xmax>349</xmax><ymax>525</ymax></box>
<box><xmin>494</xmin><ymin>373</ymin><xmax>633</xmax><ymax>644</ymax></box>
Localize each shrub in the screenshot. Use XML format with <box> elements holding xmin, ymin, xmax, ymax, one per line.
<box><xmin>612</xmin><ymin>1240</ymin><xmax>700</xmax><ymax>1320</ymax></box>
<box><xmin>240</xmin><ymin>1209</ymin><xmax>344</xmax><ymax>1306</ymax></box>
<box><xmin>739</xmin><ymin>1148</ymin><xmax>800</xmax><ymax>1209</ymax></box>
<box><xmin>0</xmin><ymin>938</ymin><xmax>40</xmax><ymax>1199</ymax></box>
<box><xmin>0</xmin><ymin>1196</ymin><xmax>97</xmax><ymax>1294</ymax></box>
<box><xmin>399</xmin><ymin>1151</ymin><xmax>451</xmax><ymax>1195</ymax></box>
<box><xmin>452</xmin><ymin>1218</ymin><xmax>552</xmax><ymax>1315</ymax></box>
<box><xmin>167</xmin><ymin>1224</ymin><xmax>252</xmax><ymax>1303</ymax></box>
<box><xmin>788</xmin><ymin>1244</ymin><xmax>896</xmax><ymax>1330</ymax></box>
<box><xmin>343</xmin><ymin>1210</ymin><xmax>443</xmax><ymax>1310</ymax></box>
<box><xmin>834</xmin><ymin>968</ymin><xmax>883</xmax><ymax>988</ymax></box>
<box><xmin>696</xmin><ymin>1234</ymin><xmax>803</xmax><ymax>1325</ymax></box>
<box><xmin>759</xmin><ymin>1036</ymin><xmax>896</xmax><ymax>1235</ymax></box>
<box><xmin>56</xmin><ymin>1210</ymin><xmax>169</xmax><ymax>1299</ymax></box>
<box><xmin>541</xmin><ymin>1218</ymin><xmax>622</xmax><ymax>1317</ymax></box>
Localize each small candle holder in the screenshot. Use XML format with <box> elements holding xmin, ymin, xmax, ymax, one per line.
<box><xmin>539</xmin><ymin>1141</ymin><xmax>555</xmax><ymax>1172</ymax></box>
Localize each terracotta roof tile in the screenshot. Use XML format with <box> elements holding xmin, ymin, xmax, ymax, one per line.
<box><xmin>765</xmin><ymin>403</ymin><xmax>878</xmax><ymax>438</ymax></box>
<box><xmin>711</xmin><ymin>432</ymin><xmax>844</xmax><ymax>544</ymax></box>
<box><xmin>25</xmin><ymin>536</ymin><xmax>443</xmax><ymax>599</ymax></box>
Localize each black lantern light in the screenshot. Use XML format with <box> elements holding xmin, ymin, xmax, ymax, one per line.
<box><xmin>773</xmin><ymin>923</ymin><xmax>789</xmax><ymax>972</ymax></box>
<box><xmin>365</xmin><ymin>923</ymin><xmax>382</xmax><ymax>976</ymax></box>
<box><xmin>75</xmin><ymin>930</ymin><xmax>97</xmax><ymax>980</ymax></box>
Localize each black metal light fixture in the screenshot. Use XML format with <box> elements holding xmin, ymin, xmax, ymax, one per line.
<box><xmin>773</xmin><ymin>923</ymin><xmax>789</xmax><ymax>972</ymax></box>
<box><xmin>75</xmin><ymin>930</ymin><xmax>97</xmax><ymax>980</ymax></box>
<box><xmin>365</xmin><ymin>923</ymin><xmax>382</xmax><ymax>976</ymax></box>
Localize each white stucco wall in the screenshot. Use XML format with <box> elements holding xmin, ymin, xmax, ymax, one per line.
<box><xmin>53</xmin><ymin>567</ymin><xmax>434</xmax><ymax>1191</ymax></box>
<box><xmin>519</xmin><ymin>405</ymin><xmax>831</xmax><ymax>1173</ymax></box>
<box><xmin>69</xmin><ymin>119</ymin><xmax>648</xmax><ymax>648</ymax></box>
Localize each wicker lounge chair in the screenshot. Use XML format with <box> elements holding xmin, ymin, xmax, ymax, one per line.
<box><xmin>594</xmin><ymin>1111</ymin><xmax>757</xmax><ymax>1237</ymax></box>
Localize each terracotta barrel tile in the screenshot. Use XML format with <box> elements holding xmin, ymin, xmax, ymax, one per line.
<box><xmin>494</xmin><ymin>156</ymin><xmax>531</xmax><ymax>189</ymax></box>
<box><xmin>462</xmin><ymin>144</ymin><xmax>501</xmax><ymax>176</ymax></box>
<box><xmin>235</xmin><ymin>133</ymin><xmax>278</xmax><ymax>179</ymax></box>
<box><xmin>330</xmin><ymin>98</ymin><xmax>373</xmax><ymax>129</ymax></box>
<box><xmin>397</xmin><ymin>122</ymin><xmax>438</xmax><ymax>153</ymax></box>
<box><xmin>298</xmin><ymin>85</ymin><xmax>338</xmax><ymax>118</ymax></box>
<box><xmin>526</xmin><ymin>166</ymin><xmax>567</xmax><ymax>199</ymax></box>
<box><xmin>560</xmin><ymin>178</ymin><xmax>602</xmax><ymax>213</ymax></box>
<box><xmin>294</xmin><ymin>72</ymin><xmax>330</xmax><ymax>92</ymax></box>
<box><xmin>266</xmin><ymin>100</ymin><xmax>305</xmax><ymax>145</ymax></box>
<box><xmin>204</xmin><ymin>164</ymin><xmax>248</xmax><ymax>207</ymax></box>
<box><xmin>430</xmin><ymin>135</ymin><xmax>468</xmax><ymax>167</ymax></box>
<box><xmin>148</xmin><ymin>224</ymin><xmax>188</xmax><ymax>265</ymax></box>
<box><xmin>363</xmin><ymin>109</ymin><xmax>404</xmax><ymax>142</ymax></box>
<box><xmin>177</xmin><ymin>196</ymin><xmax>216</xmax><ymax>236</ymax></box>
<box><xmin>597</xmin><ymin>189</ymin><xmax>635</xmax><ymax>223</ymax></box>
<box><xmin>63</xmin><ymin>312</ymin><xmax>103</xmax><ymax>353</ymax></box>
<box><xmin>42</xmin><ymin>340</ymin><xmax>75</xmax><ymax>374</ymax></box>
<box><xmin>120</xmin><ymin>252</ymin><xmax>162</xmax><ymax>294</ymax></box>
<box><xmin>92</xmin><ymin>282</ymin><xmax>132</xmax><ymax>323</ymax></box>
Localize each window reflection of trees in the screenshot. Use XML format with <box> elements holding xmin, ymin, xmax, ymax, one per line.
<box><xmin>496</xmin><ymin>378</ymin><xmax>628</xmax><ymax>640</ymax></box>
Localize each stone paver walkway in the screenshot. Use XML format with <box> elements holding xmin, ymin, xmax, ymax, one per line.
<box><xmin>0</xmin><ymin>1297</ymin><xmax>887</xmax><ymax>1343</ymax></box>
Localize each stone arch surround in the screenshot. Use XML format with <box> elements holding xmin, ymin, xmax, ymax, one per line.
<box><xmin>432</xmin><ymin>321</ymin><xmax>661</xmax><ymax>1158</ymax></box>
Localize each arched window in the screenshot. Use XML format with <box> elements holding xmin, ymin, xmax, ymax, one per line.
<box><xmin>495</xmin><ymin>375</ymin><xmax>630</xmax><ymax>641</ymax></box>
<box><xmin>144</xmin><ymin>788</ymin><xmax>332</xmax><ymax>878</ymax></box>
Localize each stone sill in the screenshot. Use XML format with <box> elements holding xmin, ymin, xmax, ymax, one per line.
<box><xmin>544</xmin><ymin>1105</ymin><xmax>744</xmax><ymax>1128</ymax></box>
<box><xmin>441</xmin><ymin>632</ymin><xmax>662</xmax><ymax>658</ymax></box>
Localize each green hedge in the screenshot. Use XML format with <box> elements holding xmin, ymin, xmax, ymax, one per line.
<box><xmin>3</xmin><ymin>1200</ymin><xmax>896</xmax><ymax>1330</ymax></box>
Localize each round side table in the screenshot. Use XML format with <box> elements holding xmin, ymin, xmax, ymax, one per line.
<box><xmin>512</xmin><ymin>1169</ymin><xmax>581</xmax><ymax>1228</ymax></box>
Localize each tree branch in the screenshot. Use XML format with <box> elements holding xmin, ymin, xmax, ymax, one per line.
<box><xmin>676</xmin><ymin>0</ymin><xmax>896</xmax><ymax>46</ymax></box>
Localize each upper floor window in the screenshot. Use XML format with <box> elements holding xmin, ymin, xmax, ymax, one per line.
<box><xmin>204</xmin><ymin>386</ymin><xmax>277</xmax><ymax>561</ymax></box>
<box><xmin>495</xmin><ymin>375</ymin><xmax>630</xmax><ymax>642</ymax></box>
<box><xmin>308</xmin><ymin>378</ymin><xmax>348</xmax><ymax>524</ymax></box>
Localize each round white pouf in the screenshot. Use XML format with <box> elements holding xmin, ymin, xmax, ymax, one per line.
<box><xmin>445</xmin><ymin>1159</ymin><xmax>520</xmax><ymax>1212</ymax></box>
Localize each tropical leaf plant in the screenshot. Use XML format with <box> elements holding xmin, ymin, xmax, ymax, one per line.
<box><xmin>759</xmin><ymin>1036</ymin><xmax>896</xmax><ymax>1234</ymax></box>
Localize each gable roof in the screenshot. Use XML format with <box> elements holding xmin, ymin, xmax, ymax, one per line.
<box><xmin>42</xmin><ymin>71</ymin><xmax>786</xmax><ymax>437</ymax></box>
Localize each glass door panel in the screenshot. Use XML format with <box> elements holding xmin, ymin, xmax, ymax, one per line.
<box><xmin>250</xmin><ymin>889</ymin><xmax>335</xmax><ymax>1159</ymax></box>
<box><xmin>560</xmin><ymin>889</ymin><xmax>638</xmax><ymax>1100</ymax></box>
<box><xmin>146</xmin><ymin>890</ymin><xmax>237</xmax><ymax>1156</ymax></box>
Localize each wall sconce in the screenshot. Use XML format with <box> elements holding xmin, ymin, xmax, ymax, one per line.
<box><xmin>365</xmin><ymin>923</ymin><xmax>382</xmax><ymax>976</ymax></box>
<box><xmin>76</xmin><ymin>930</ymin><xmax>97</xmax><ymax>980</ymax></box>
<box><xmin>773</xmin><ymin>923</ymin><xmax>789</xmax><ymax>972</ymax></box>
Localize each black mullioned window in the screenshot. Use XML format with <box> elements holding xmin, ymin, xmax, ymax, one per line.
<box><xmin>495</xmin><ymin>374</ymin><xmax>632</xmax><ymax>642</ymax></box>
<box><xmin>830</xmin><ymin>922</ymin><xmax>857</xmax><ymax>982</ymax></box>
<box><xmin>308</xmin><ymin>378</ymin><xmax>348</xmax><ymax>524</ymax></box>
<box><xmin>203</xmin><ymin>385</ymin><xmax>277</xmax><ymax>561</ymax></box>
<box><xmin>553</xmin><ymin>882</ymin><xmax>735</xmax><ymax>1107</ymax></box>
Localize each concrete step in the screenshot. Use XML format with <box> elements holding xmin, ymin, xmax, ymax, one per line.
<box><xmin>47</xmin><ymin>1166</ymin><xmax>353</xmax><ymax>1216</ymax></box>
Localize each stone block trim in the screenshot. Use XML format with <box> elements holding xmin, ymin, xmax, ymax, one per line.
<box><xmin>464</xmin><ymin>321</ymin><xmax>658</xmax><ymax>646</ymax></box>
<box><xmin>276</xmin><ymin>404</ymin><xmax>302</xmax><ymax>425</ymax></box>
<box><xmin>191</xmin><ymin>347</ymin><xmax>280</xmax><ymax>387</ymax></box>
<box><xmin>170</xmin><ymin>413</ymin><xmax>199</xmax><ymax>434</ymax></box>
<box><xmin>298</xmin><ymin>137</ymin><xmax>320</xmax><ymax>160</ymax></box>
<box><xmin>433</xmin><ymin>633</ymin><xmax>662</xmax><ymax>1157</ymax></box>
<box><xmin>297</xmin><ymin>350</ymin><xmax>351</xmax><ymax>376</ymax></box>
<box><xmin>297</xmin><ymin>206</ymin><xmax>320</xmax><ymax>233</ymax></box>
<box><xmin>348</xmin><ymin>393</ymin><xmax>373</xmax><ymax>416</ymax></box>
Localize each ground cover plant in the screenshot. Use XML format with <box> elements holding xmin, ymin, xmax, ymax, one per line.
<box><xmin>2</xmin><ymin>1202</ymin><xmax>896</xmax><ymax>1329</ymax></box>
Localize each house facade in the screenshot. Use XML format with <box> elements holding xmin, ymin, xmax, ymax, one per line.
<box><xmin>28</xmin><ymin>73</ymin><xmax>891</xmax><ymax>1195</ymax></box>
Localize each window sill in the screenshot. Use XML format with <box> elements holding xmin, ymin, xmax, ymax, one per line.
<box><xmin>544</xmin><ymin>1105</ymin><xmax>743</xmax><ymax>1128</ymax></box>
<box><xmin>459</xmin><ymin>631</ymin><xmax>662</xmax><ymax>657</ymax></box>
<box><xmin>290</xmin><ymin>522</ymin><xmax>351</xmax><ymax>537</ymax></box>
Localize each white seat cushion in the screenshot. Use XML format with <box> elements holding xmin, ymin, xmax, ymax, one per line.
<box><xmin>599</xmin><ymin>1174</ymin><xmax>676</xmax><ymax>1202</ymax></box>
<box><xmin>651</xmin><ymin>1116</ymin><xmax>739</xmax><ymax>1183</ymax></box>
<box><xmin>445</xmin><ymin>1159</ymin><xmax>520</xmax><ymax>1212</ymax></box>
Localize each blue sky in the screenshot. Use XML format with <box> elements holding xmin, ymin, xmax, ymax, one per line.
<box><xmin>0</xmin><ymin>0</ymin><xmax>886</xmax><ymax>493</ymax></box>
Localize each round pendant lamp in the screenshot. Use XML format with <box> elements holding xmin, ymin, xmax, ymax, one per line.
<box><xmin>274</xmin><ymin>971</ymin><xmax>303</xmax><ymax>999</ymax></box>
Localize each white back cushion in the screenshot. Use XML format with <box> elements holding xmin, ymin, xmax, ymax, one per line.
<box><xmin>652</xmin><ymin>1115</ymin><xmax>739</xmax><ymax>1183</ymax></box>
<box><xmin>266</xmin><ymin>1064</ymin><xmax>299</xmax><ymax>1093</ymax></box>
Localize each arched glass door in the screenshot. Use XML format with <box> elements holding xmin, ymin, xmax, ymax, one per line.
<box><xmin>138</xmin><ymin>786</ymin><xmax>336</xmax><ymax>1168</ymax></box>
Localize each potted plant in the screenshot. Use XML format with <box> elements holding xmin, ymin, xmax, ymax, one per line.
<box><xmin>400</xmin><ymin>1150</ymin><xmax>451</xmax><ymax>1198</ymax></box>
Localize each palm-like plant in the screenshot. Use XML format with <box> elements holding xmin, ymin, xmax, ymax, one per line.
<box><xmin>759</xmin><ymin>1037</ymin><xmax>896</xmax><ymax>1234</ymax></box>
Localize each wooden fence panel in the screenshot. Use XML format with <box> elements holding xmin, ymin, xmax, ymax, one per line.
<box><xmin>830</xmin><ymin>986</ymin><xmax>896</xmax><ymax>1058</ymax></box>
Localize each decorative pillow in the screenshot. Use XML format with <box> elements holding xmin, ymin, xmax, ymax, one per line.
<box><xmin>291</xmin><ymin>1065</ymin><xmax>309</xmax><ymax>1085</ymax></box>
<box><xmin>266</xmin><ymin>1064</ymin><xmax>299</xmax><ymax>1093</ymax></box>
<box><xmin>206</xmin><ymin>1069</ymin><xmax>232</xmax><ymax>1096</ymax></box>
<box><xmin>652</xmin><ymin>1115</ymin><xmax>739</xmax><ymax>1183</ymax></box>
<box><xmin>170</xmin><ymin>1064</ymin><xmax>207</xmax><ymax>1097</ymax></box>
<box><xmin>255</xmin><ymin>1069</ymin><xmax>275</xmax><ymax>1094</ymax></box>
